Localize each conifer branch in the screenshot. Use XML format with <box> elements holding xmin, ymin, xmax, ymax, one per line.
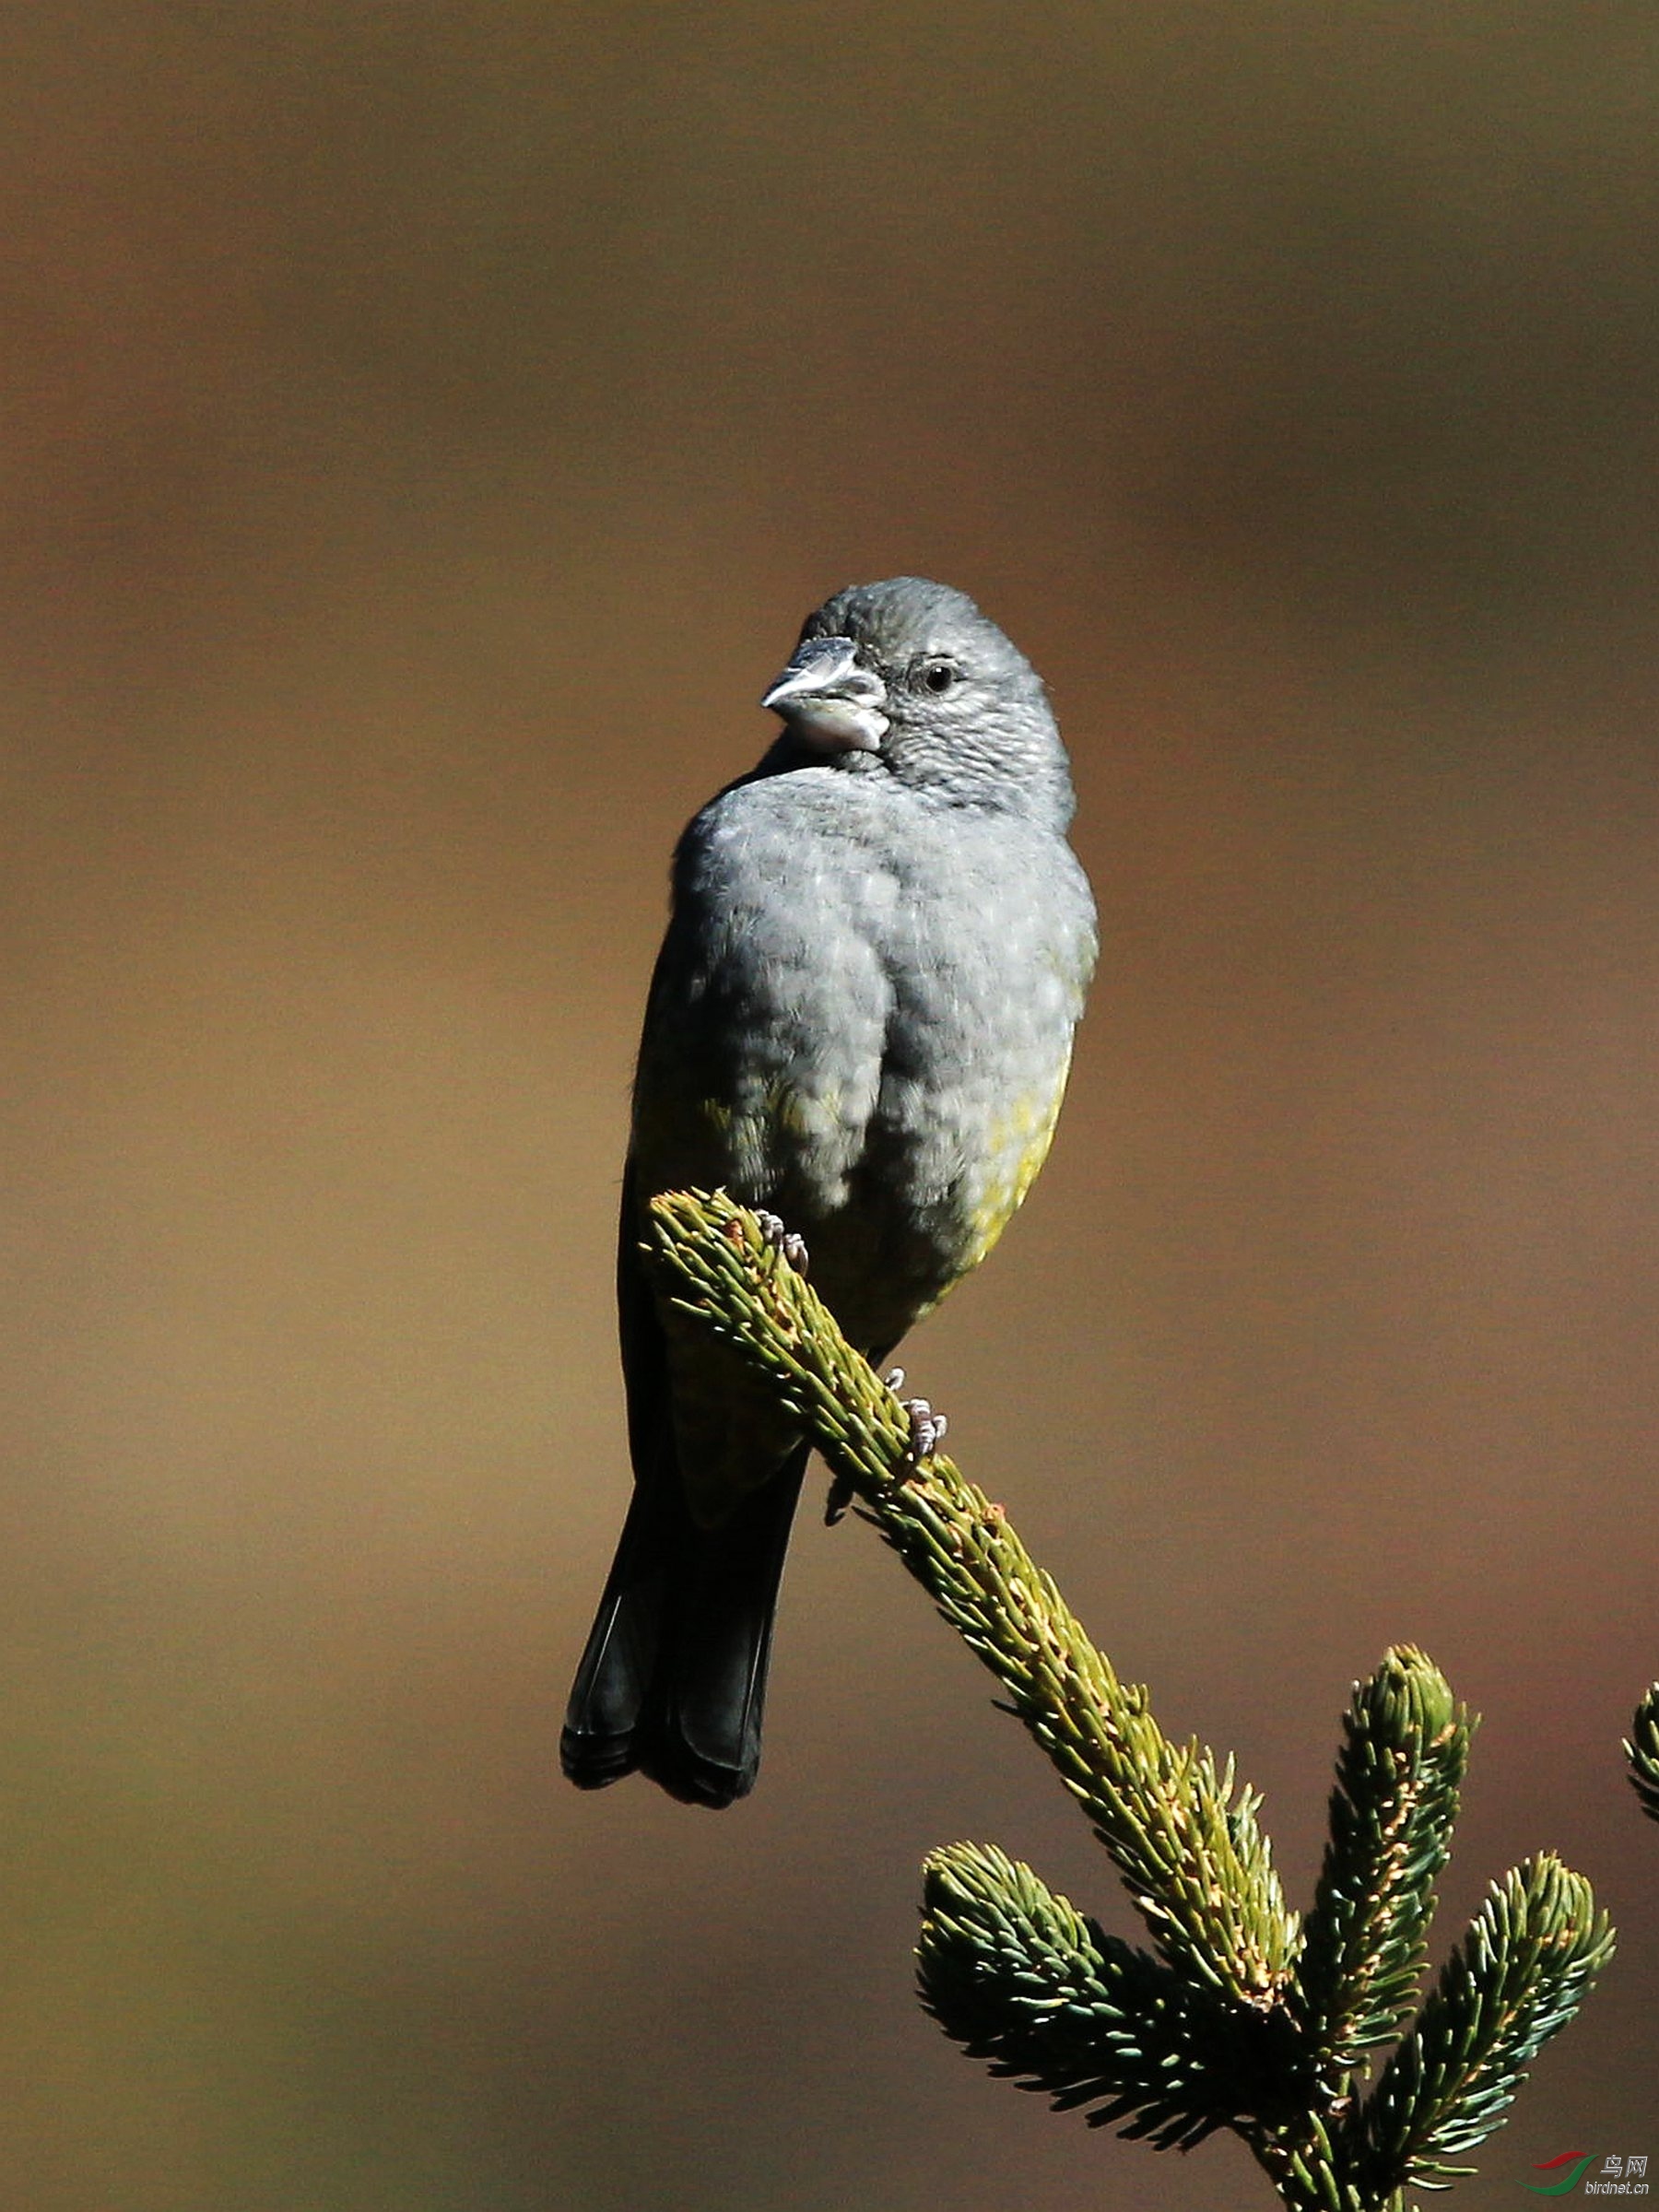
<box><xmin>640</xmin><ymin>1191</ymin><xmax>1614</xmax><ymax>2209</ymax></box>
<box><xmin>1625</xmin><ymin>1683</ymin><xmax>1659</xmax><ymax>1823</ymax></box>
<box><xmin>1292</xmin><ymin>1650</ymin><xmax>1472</xmax><ymax>2088</ymax></box>
<box><xmin>1352</xmin><ymin>1858</ymin><xmax>1614</xmax><ymax>2193</ymax></box>
<box><xmin>645</xmin><ymin>1187</ymin><xmax>1296</xmax><ymax>2005</ymax></box>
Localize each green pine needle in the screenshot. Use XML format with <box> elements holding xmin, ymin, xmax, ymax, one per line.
<box><xmin>1267</xmin><ymin>2111</ymin><xmax>1399</xmax><ymax>2212</ymax></box>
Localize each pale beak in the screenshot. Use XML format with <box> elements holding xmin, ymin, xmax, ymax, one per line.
<box><xmin>760</xmin><ymin>635</ymin><xmax>889</xmax><ymax>753</ymax></box>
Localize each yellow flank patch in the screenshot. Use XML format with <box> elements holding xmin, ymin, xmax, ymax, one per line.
<box><xmin>653</xmin><ymin>1087</ymin><xmax>841</xmax><ymax>1147</ymax></box>
<box><xmin>767</xmin><ymin>1081</ymin><xmax>812</xmax><ymax>1140</ymax></box>
<box><xmin>964</xmin><ymin>1064</ymin><xmax>1072</xmax><ymax>1270</ymax></box>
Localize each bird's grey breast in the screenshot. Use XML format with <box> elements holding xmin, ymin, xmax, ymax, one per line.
<box><xmin>632</xmin><ymin>767</ymin><xmax>1095</xmax><ymax>1335</ymax></box>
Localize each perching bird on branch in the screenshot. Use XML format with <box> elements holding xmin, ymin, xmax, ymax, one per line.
<box><xmin>561</xmin><ymin>578</ymin><xmax>1097</xmax><ymax>1806</ymax></box>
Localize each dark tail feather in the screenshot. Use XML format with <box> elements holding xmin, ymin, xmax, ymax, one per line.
<box><xmin>561</xmin><ymin>1446</ymin><xmax>809</xmax><ymax>1808</ymax></box>
<box><xmin>561</xmin><ymin>1469</ymin><xmax>687</xmax><ymax>1792</ymax></box>
<box><xmin>637</xmin><ymin>1445</ymin><xmax>807</xmax><ymax>1807</ymax></box>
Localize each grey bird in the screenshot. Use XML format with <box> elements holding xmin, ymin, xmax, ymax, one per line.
<box><xmin>561</xmin><ymin>578</ymin><xmax>1097</xmax><ymax>1806</ymax></box>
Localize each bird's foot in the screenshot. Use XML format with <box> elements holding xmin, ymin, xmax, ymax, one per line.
<box><xmin>753</xmin><ymin>1209</ymin><xmax>809</xmax><ymax>1277</ymax></box>
<box><xmin>900</xmin><ymin>1396</ymin><xmax>948</xmax><ymax>1473</ymax></box>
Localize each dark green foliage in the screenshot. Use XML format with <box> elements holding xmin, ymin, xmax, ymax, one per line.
<box><xmin>917</xmin><ymin>1842</ymin><xmax>1300</xmax><ymax>2149</ymax></box>
<box><xmin>1355</xmin><ymin>1858</ymin><xmax>1615</xmax><ymax>2193</ymax></box>
<box><xmin>1293</xmin><ymin>1650</ymin><xmax>1473</xmax><ymax>2088</ymax></box>
<box><xmin>644</xmin><ymin>1192</ymin><xmax>1614</xmax><ymax>2210</ymax></box>
<box><xmin>1626</xmin><ymin>1683</ymin><xmax>1659</xmax><ymax>1823</ymax></box>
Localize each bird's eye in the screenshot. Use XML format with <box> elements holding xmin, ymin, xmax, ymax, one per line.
<box><xmin>919</xmin><ymin>659</ymin><xmax>959</xmax><ymax>695</ymax></box>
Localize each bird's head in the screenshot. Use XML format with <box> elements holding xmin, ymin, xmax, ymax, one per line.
<box><xmin>759</xmin><ymin>577</ymin><xmax>1076</xmax><ymax>828</ymax></box>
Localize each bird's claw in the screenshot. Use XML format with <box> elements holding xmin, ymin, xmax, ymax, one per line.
<box><xmin>753</xmin><ymin>1209</ymin><xmax>809</xmax><ymax>1277</ymax></box>
<box><xmin>900</xmin><ymin>1396</ymin><xmax>948</xmax><ymax>1471</ymax></box>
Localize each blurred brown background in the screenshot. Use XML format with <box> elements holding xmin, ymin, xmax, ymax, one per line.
<box><xmin>2</xmin><ymin>6</ymin><xmax>1656</xmax><ymax>2207</ymax></box>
